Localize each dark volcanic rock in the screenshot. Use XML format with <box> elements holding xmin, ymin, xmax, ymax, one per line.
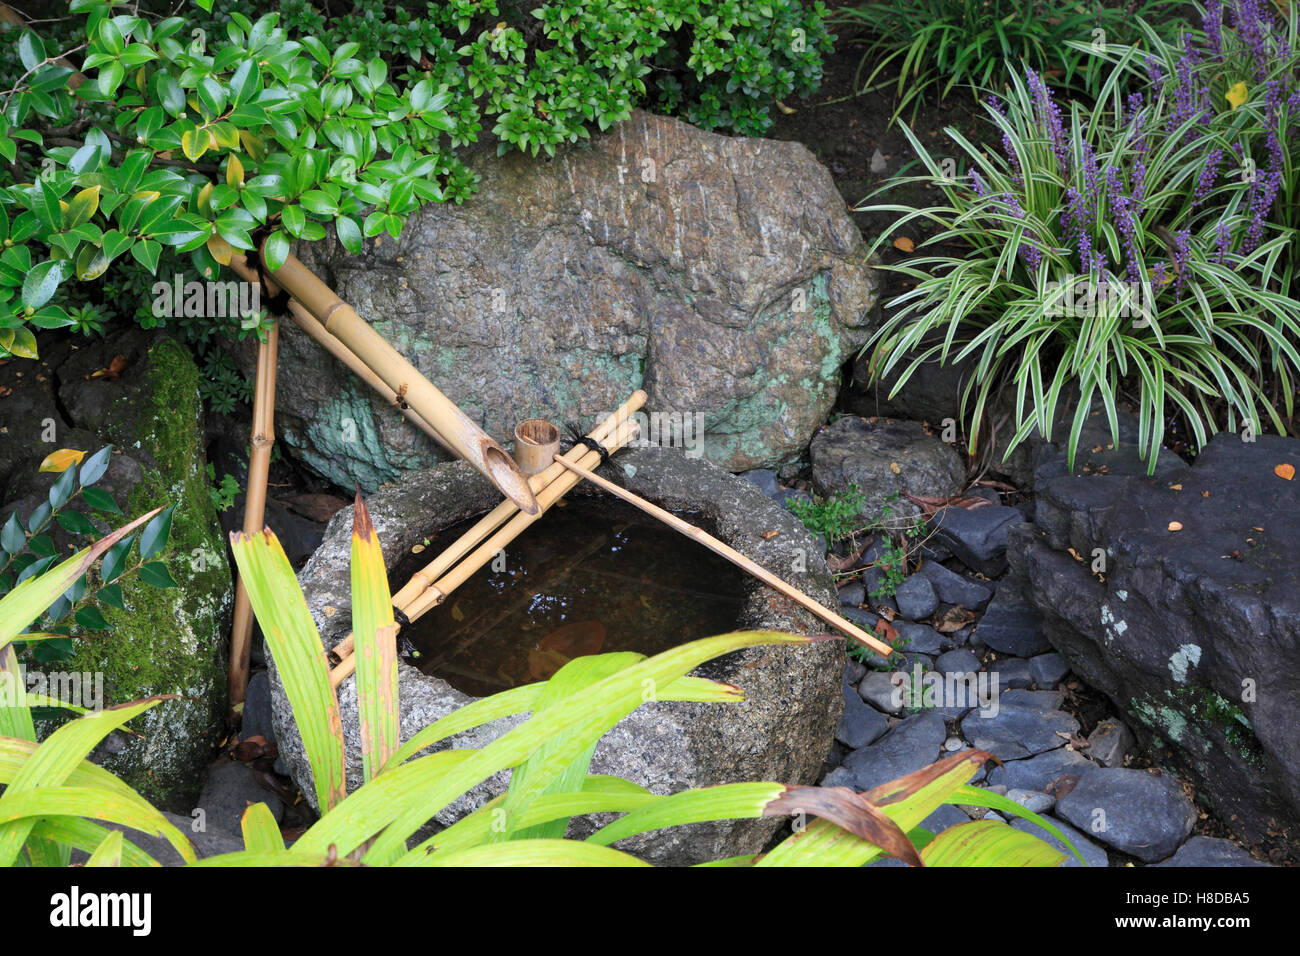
<box><xmin>1087</xmin><ymin>718</ymin><xmax>1135</xmax><ymax>768</ymax></box>
<box><xmin>841</xmin><ymin>711</ymin><xmax>946</xmax><ymax>792</ymax></box>
<box><xmin>985</xmin><ymin>746</ymin><xmax>1097</xmax><ymax>791</ymax></box>
<box><xmin>1054</xmin><ymin>768</ymin><xmax>1198</xmax><ymax>863</ymax></box>
<box><xmin>930</xmin><ymin>504</ymin><xmax>1023</xmax><ymax>577</ymax></box>
<box><xmin>975</xmin><ymin>581</ymin><xmax>1050</xmax><ymax>657</ymax></box>
<box><xmin>810</xmin><ymin>416</ymin><xmax>966</xmax><ymax>527</ymax></box>
<box><xmin>1029</xmin><ymin>652</ymin><xmax>1070</xmax><ymax>688</ymax></box>
<box><xmin>1008</xmin><ymin>432</ymin><xmax>1300</xmax><ymax>849</ymax></box>
<box><xmin>195</xmin><ymin>758</ymin><xmax>283</xmax><ymax>838</ymax></box>
<box><xmin>836</xmin><ymin>682</ymin><xmax>890</xmax><ymax>750</ymax></box>
<box><xmin>894</xmin><ymin>573</ymin><xmax>939</xmax><ymax>621</ymax></box>
<box><xmin>960</xmin><ymin>702</ymin><xmax>1079</xmax><ymax>762</ymax></box>
<box><xmin>1153</xmin><ymin>836</ymin><xmax>1270</xmax><ymax>867</ymax></box>
<box><xmin>896</xmin><ymin>622</ymin><xmax>943</xmax><ymax>655</ymax></box>
<box><xmin>916</xmin><ymin>561</ymin><xmax>994</xmax><ymax>611</ymax></box>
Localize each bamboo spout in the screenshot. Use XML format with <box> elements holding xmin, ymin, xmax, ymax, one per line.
<box><xmin>253</xmin><ymin>247</ymin><xmax>539</xmax><ymax>515</ymax></box>
<box><xmin>230</xmin><ymin>253</ymin><xmax>451</xmax><ymax>453</ymax></box>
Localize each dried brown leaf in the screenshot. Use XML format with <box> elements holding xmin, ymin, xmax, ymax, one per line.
<box><xmin>902</xmin><ymin>492</ymin><xmax>994</xmax><ymax>519</ymax></box>
<box><xmin>827</xmin><ymin>539</ymin><xmax>870</xmax><ymax>573</ymax></box>
<box><xmin>764</xmin><ymin>785</ymin><xmax>922</xmax><ymax>866</ymax></box>
<box><xmin>934</xmin><ymin>605</ymin><xmax>974</xmax><ymax>633</ymax></box>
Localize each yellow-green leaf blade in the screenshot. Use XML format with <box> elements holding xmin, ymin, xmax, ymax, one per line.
<box><xmin>229</xmin><ymin>529</ymin><xmax>345</xmax><ymax>811</ymax></box>
<box><xmin>920</xmin><ymin>819</ymin><xmax>1067</xmax><ymax>866</ymax></box>
<box><xmin>85</xmin><ymin>828</ymin><xmax>124</xmax><ymax>867</ymax></box>
<box><xmin>586</xmin><ymin>782</ymin><xmax>788</xmax><ymax>847</ymax></box>
<box><xmin>0</xmin><ymin>696</ymin><xmax>175</xmax><ymax>866</ymax></box>
<box><xmin>350</xmin><ymin>494</ymin><xmax>397</xmax><ymax>783</ymax></box>
<box><xmin>0</xmin><ymin>507</ymin><xmax>161</xmax><ymax>650</ymax></box>
<box><xmin>416</xmin><ymin>838</ymin><xmax>651</xmax><ymax>867</ymax></box>
<box><xmin>240</xmin><ymin>802</ymin><xmax>286</xmax><ymax>854</ymax></box>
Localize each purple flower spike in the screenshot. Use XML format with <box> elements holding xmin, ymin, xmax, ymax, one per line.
<box><xmin>1193</xmin><ymin>148</ymin><xmax>1224</xmax><ymax>207</ymax></box>
<box><xmin>1145</xmin><ymin>55</ymin><xmax>1166</xmax><ymax>86</ymax></box>
<box><xmin>1025</xmin><ymin>69</ymin><xmax>1069</xmax><ymax>175</ymax></box>
<box><xmin>1230</xmin><ymin>0</ymin><xmax>1274</xmax><ymax>82</ymax></box>
<box><xmin>1171</xmin><ymin>229</ymin><xmax>1192</xmax><ymax>301</ymax></box>
<box><xmin>1001</xmin><ymin>191</ymin><xmax>1042</xmax><ymax>269</ymax></box>
<box><xmin>1204</xmin><ymin>0</ymin><xmax>1224</xmax><ymax>59</ymax></box>
<box><xmin>1214</xmin><ymin>220</ymin><xmax>1232</xmax><ymax>264</ymax></box>
<box><xmin>1106</xmin><ymin>166</ymin><xmax>1142</xmax><ymax>283</ymax></box>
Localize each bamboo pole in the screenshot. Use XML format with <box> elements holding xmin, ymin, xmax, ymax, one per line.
<box><xmin>328</xmin><ymin>417</ymin><xmax>641</xmax><ymax>687</ymax></box>
<box><xmin>260</xmin><ymin>248</ymin><xmax>539</xmax><ymax>516</ymax></box>
<box><xmin>229</xmin><ymin>252</ymin><xmax>451</xmax><ymax>454</ymax></box>
<box><xmin>551</xmin><ymin>457</ymin><xmax>896</xmax><ymax>658</ymax></box>
<box><xmin>389</xmin><ymin>390</ymin><xmax>646</xmax><ymax>612</ymax></box>
<box><xmin>228</xmin><ymin>319</ymin><xmax>280</xmax><ymax>717</ymax></box>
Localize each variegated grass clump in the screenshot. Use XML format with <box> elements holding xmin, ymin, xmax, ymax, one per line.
<box><xmin>863</xmin><ymin>3</ymin><xmax>1300</xmax><ymax>472</ymax></box>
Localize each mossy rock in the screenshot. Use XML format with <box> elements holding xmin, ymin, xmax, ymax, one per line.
<box><xmin>57</xmin><ymin>331</ymin><xmax>232</xmax><ymax>809</ymax></box>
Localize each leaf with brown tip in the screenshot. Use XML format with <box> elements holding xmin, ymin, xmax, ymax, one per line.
<box><xmin>764</xmin><ymin>785</ymin><xmax>922</xmax><ymax>867</ymax></box>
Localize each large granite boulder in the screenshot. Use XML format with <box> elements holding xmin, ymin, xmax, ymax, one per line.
<box><xmin>259</xmin><ymin>109</ymin><xmax>877</xmax><ymax>490</ymax></box>
<box><xmin>1008</xmin><ymin>432</ymin><xmax>1300</xmax><ymax>853</ymax></box>
<box><xmin>270</xmin><ymin>446</ymin><xmax>845</xmax><ymax>864</ymax></box>
<box><xmin>0</xmin><ymin>328</ymin><xmax>232</xmax><ymax>808</ymax></box>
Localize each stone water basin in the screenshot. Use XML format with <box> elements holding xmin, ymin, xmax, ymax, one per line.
<box><xmin>269</xmin><ymin>446</ymin><xmax>844</xmax><ymax>864</ymax></box>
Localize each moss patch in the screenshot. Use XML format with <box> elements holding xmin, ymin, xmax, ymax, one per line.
<box><xmin>62</xmin><ymin>337</ymin><xmax>231</xmax><ymax>809</ymax></box>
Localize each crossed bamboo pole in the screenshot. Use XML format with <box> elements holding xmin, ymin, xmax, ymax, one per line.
<box><xmin>326</xmin><ymin>392</ymin><xmax>647</xmax><ymax>687</ymax></box>
<box><xmin>325</xmin><ymin>390</ymin><xmax>895</xmax><ymax>683</ymax></box>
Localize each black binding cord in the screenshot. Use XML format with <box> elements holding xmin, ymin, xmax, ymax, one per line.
<box><xmin>393</xmin><ymin>607</ymin><xmax>411</xmax><ymax>628</ymax></box>
<box><xmin>563</xmin><ymin>422</ymin><xmax>612</xmax><ymax>466</ymax></box>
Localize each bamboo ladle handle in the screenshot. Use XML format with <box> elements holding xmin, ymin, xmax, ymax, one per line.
<box><xmin>550</xmin><ymin>457</ymin><xmax>895</xmax><ymax>658</ymax></box>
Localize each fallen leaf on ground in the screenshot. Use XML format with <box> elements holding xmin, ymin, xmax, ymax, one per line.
<box><xmin>892</xmin><ymin>236</ymin><xmax>915</xmax><ymax>253</ymax></box>
<box><xmin>232</xmin><ymin>735</ymin><xmax>277</xmax><ymax>761</ymax></box>
<box><xmin>903</xmin><ymin>492</ymin><xmax>994</xmax><ymax>519</ymax></box>
<box><xmin>874</xmin><ymin>617</ymin><xmax>898</xmax><ymax>644</ymax></box>
<box><xmin>1045</xmin><ymin>773</ymin><xmax>1081</xmax><ymax>799</ymax></box>
<box><xmin>1168</xmin><ymin>521</ymin><xmax>1183</xmax><ymax>531</ymax></box>
<box><xmin>826</xmin><ymin>539</ymin><xmax>870</xmax><ymax>572</ymax></box>
<box><xmin>760</xmin><ymin>530</ymin><xmax>780</xmax><ymax>540</ymax></box>
<box><xmin>1169</xmin><ymin>483</ymin><xmax>1183</xmax><ymax>491</ymax></box>
<box><xmin>86</xmin><ymin>355</ymin><xmax>128</xmax><ymax>381</ymax></box>
<box><xmin>934</xmin><ymin>606</ymin><xmax>974</xmax><ymax>633</ymax></box>
<box><xmin>889</xmin><ymin>461</ymin><xmax>902</xmax><ymax>474</ymax></box>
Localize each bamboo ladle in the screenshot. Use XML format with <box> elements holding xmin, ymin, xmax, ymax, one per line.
<box><xmin>550</xmin><ymin>457</ymin><xmax>895</xmax><ymax>658</ymax></box>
